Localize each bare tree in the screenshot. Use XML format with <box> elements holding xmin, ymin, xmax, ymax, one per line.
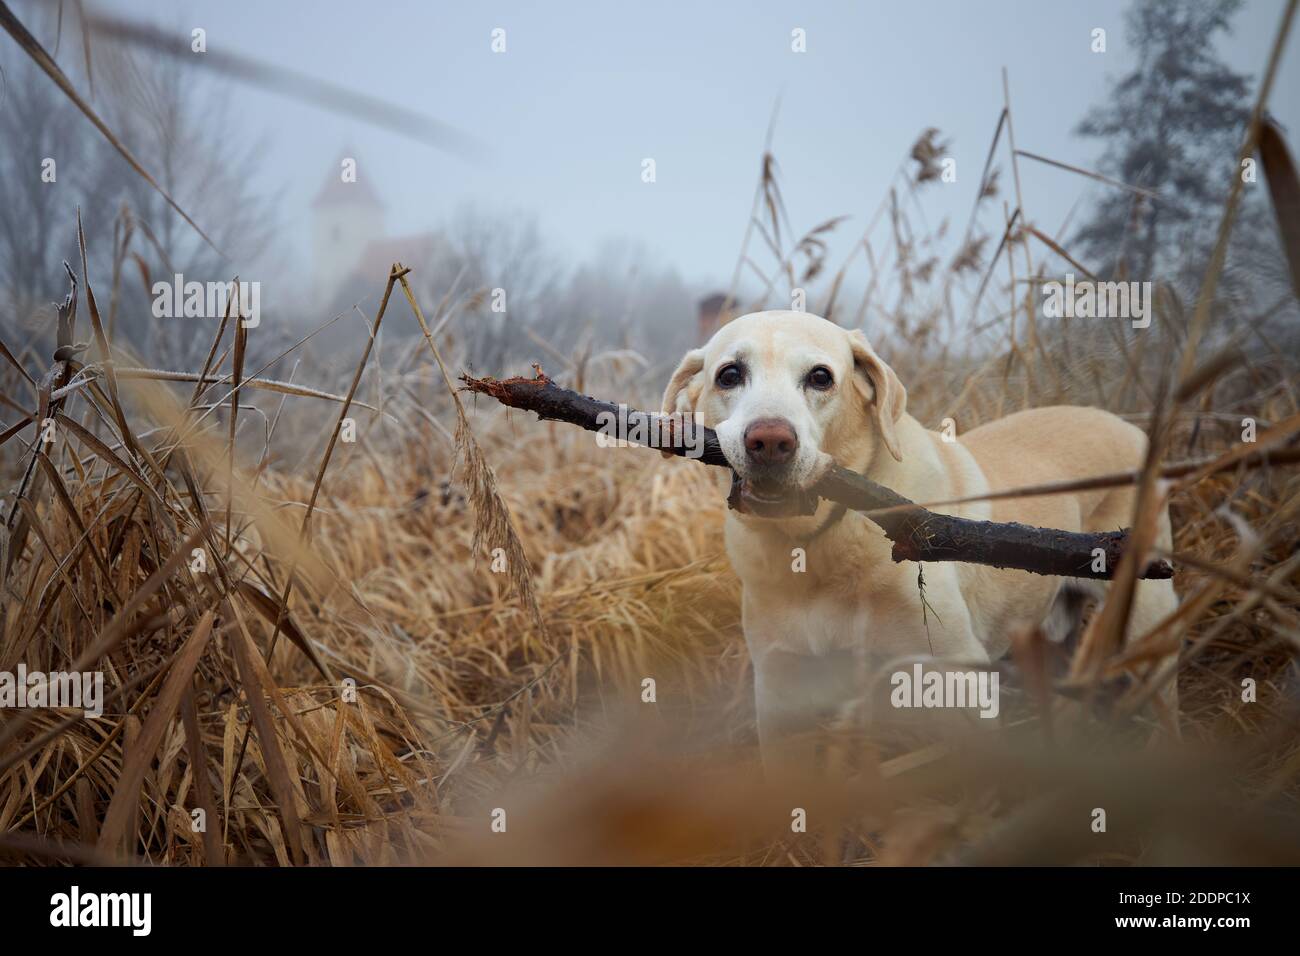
<box><xmin>0</xmin><ymin>6</ymin><xmax>277</xmax><ymax>366</ymax></box>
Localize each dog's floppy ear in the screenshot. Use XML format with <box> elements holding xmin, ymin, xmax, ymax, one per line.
<box><xmin>661</xmin><ymin>348</ymin><xmax>706</xmax><ymax>415</ymax></box>
<box><xmin>848</xmin><ymin>330</ymin><xmax>906</xmax><ymax>462</ymax></box>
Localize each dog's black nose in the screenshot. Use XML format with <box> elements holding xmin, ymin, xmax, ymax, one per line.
<box><xmin>744</xmin><ymin>418</ymin><xmax>798</xmax><ymax>466</ymax></box>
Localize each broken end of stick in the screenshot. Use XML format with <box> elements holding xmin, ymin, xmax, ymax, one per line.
<box><xmin>1095</xmin><ymin>529</ymin><xmax>1177</xmax><ymax>580</ymax></box>
<box><xmin>459</xmin><ymin>365</ymin><xmax>553</xmax><ymax>407</ymax></box>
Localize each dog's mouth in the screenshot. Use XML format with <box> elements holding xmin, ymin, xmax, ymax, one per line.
<box><xmin>743</xmin><ymin>476</ymin><xmax>788</xmax><ymax>502</ymax></box>
<box><xmin>727</xmin><ymin>474</ymin><xmax>820</xmax><ymax>518</ymax></box>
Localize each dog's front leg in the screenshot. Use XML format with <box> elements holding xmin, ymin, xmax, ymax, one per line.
<box><xmin>753</xmin><ymin>648</ymin><xmax>861</xmax><ymax>777</ymax></box>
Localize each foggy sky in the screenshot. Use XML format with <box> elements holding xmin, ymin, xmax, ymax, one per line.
<box><xmin>83</xmin><ymin>0</ymin><xmax>1300</xmax><ymax>290</ymax></box>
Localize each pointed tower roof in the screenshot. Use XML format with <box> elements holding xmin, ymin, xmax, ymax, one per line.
<box><xmin>312</xmin><ymin>150</ymin><xmax>383</xmax><ymax>209</ymax></box>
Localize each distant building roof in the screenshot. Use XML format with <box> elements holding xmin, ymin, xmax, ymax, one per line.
<box><xmin>699</xmin><ymin>292</ymin><xmax>731</xmax><ymax>315</ymax></box>
<box><xmin>312</xmin><ymin>151</ymin><xmax>384</xmax><ymax>209</ymax></box>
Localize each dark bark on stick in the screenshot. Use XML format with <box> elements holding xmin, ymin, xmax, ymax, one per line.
<box><xmin>460</xmin><ymin>370</ymin><xmax>1173</xmax><ymax>581</ymax></box>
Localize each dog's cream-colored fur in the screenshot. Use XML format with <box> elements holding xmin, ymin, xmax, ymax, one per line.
<box><xmin>663</xmin><ymin>310</ymin><xmax>1178</xmax><ymax>766</ymax></box>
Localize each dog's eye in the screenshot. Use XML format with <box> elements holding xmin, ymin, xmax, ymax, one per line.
<box><xmin>716</xmin><ymin>363</ymin><xmax>745</xmax><ymax>389</ymax></box>
<box><xmin>806</xmin><ymin>366</ymin><xmax>834</xmax><ymax>390</ymax></box>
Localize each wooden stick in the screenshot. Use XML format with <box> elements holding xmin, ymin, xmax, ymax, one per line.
<box><xmin>460</xmin><ymin>370</ymin><xmax>1173</xmax><ymax>581</ymax></box>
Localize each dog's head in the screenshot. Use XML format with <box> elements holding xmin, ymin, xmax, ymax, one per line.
<box><xmin>663</xmin><ymin>311</ymin><xmax>906</xmax><ymax>502</ymax></box>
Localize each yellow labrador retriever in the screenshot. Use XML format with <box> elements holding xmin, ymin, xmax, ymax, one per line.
<box><xmin>662</xmin><ymin>310</ymin><xmax>1177</xmax><ymax>766</ymax></box>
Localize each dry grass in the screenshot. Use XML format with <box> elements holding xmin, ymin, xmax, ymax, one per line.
<box><xmin>0</xmin><ymin>226</ymin><xmax>1295</xmax><ymax>865</ymax></box>
<box><xmin>1</xmin><ymin>5</ymin><xmax>1298</xmax><ymax>866</ymax></box>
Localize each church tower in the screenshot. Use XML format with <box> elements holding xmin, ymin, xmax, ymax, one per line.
<box><xmin>311</xmin><ymin>150</ymin><xmax>385</xmax><ymax>298</ymax></box>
